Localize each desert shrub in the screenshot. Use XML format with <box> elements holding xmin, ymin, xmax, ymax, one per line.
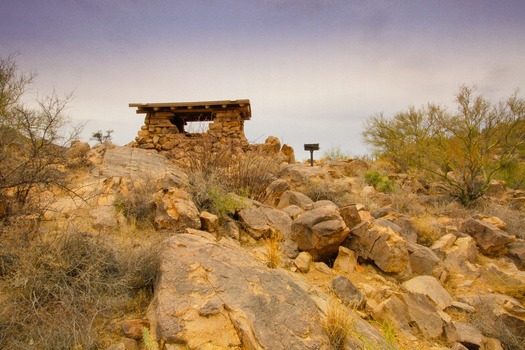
<box><xmin>114</xmin><ymin>179</ymin><xmax>157</xmax><ymax>226</ymax></box>
<box><xmin>0</xmin><ymin>223</ymin><xmax>160</xmax><ymax>349</ymax></box>
<box><xmin>0</xmin><ymin>55</ymin><xmax>84</xmax><ymax>217</ymax></box>
<box><xmin>363</xmin><ymin>86</ymin><xmax>525</xmax><ymax>206</ymax></box>
<box><xmin>323</xmin><ymin>147</ymin><xmax>350</xmax><ymax>160</ymax></box>
<box><xmin>187</xmin><ymin>151</ymin><xmax>279</xmax><ymax>216</ymax></box>
<box><xmin>364</xmin><ymin>171</ymin><xmax>397</xmax><ymax>194</ymax></box>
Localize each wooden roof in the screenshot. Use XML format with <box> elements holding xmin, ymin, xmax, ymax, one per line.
<box><xmin>129</xmin><ymin>99</ymin><xmax>251</xmax><ymax>121</ymax></box>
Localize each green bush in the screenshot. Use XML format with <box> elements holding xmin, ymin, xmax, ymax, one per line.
<box><xmin>364</xmin><ymin>171</ymin><xmax>396</xmax><ymax>193</ymax></box>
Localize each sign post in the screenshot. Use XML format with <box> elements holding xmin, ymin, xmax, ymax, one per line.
<box><xmin>304</xmin><ymin>144</ymin><xmax>319</xmax><ymax>167</ymax></box>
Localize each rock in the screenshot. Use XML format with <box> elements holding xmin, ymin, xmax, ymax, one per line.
<box><xmin>402</xmin><ymin>276</ymin><xmax>453</xmax><ymax>310</ymax></box>
<box><xmin>281</xmin><ymin>144</ymin><xmax>295</xmax><ymax>163</ymax></box>
<box><xmin>430</xmin><ymin>233</ymin><xmax>457</xmax><ymax>259</ymax></box>
<box><xmin>338</xmin><ymin>205</ymin><xmax>362</xmax><ymax>230</ymax></box>
<box><xmin>480</xmin><ymin>337</ymin><xmax>504</xmax><ymax>350</ymax></box>
<box><xmin>199</xmin><ymin>211</ymin><xmax>218</xmax><ymax>233</ymax></box>
<box><xmin>444</xmin><ymin>321</ymin><xmax>483</xmax><ymax>349</ymax></box>
<box><xmin>263</xmin><ymin>179</ymin><xmax>290</xmax><ymax>207</ymax></box>
<box><xmin>281</xmin><ymin>205</ymin><xmax>304</xmax><ymax>220</ymax></box>
<box><xmin>294</xmin><ymin>251</ymin><xmax>312</xmax><ymax>273</ymax></box>
<box><xmin>120</xmin><ymin>319</ymin><xmax>149</xmax><ymax>340</ymax></box>
<box><xmin>344</xmin><ymin>220</ymin><xmax>409</xmax><ymax>274</ymax></box>
<box><xmin>507</xmin><ymin>239</ymin><xmax>525</xmax><ymax>270</ymax></box>
<box><xmin>407</xmin><ymin>241</ymin><xmax>445</xmax><ymax>277</ymax></box>
<box><xmin>448</xmin><ymin>301</ymin><xmax>476</xmax><ymax>313</ymax></box>
<box><xmin>461</xmin><ymin>218</ymin><xmax>515</xmax><ymax>256</ymax></box>
<box><xmin>332</xmin><ymin>246</ymin><xmax>358</xmax><ymax>274</ymax></box>
<box><xmin>290</xmin><ymin>205</ymin><xmax>349</xmax><ymax>260</ymax></box>
<box><xmin>402</xmin><ymin>292</ymin><xmax>443</xmax><ymax>338</ymax></box>
<box><xmin>443</xmin><ymin>236</ymin><xmax>479</xmax><ymax>274</ymax></box>
<box><xmin>263</xmin><ymin>136</ymin><xmax>281</xmax><ymax>154</ymax></box>
<box><xmin>311</xmin><ymin>200</ymin><xmax>339</xmax><ymax>211</ymax></box>
<box><xmin>157</xmin><ymin>188</ymin><xmax>201</xmax><ymax>230</ymax></box>
<box><xmin>277</xmin><ymin>190</ymin><xmax>314</xmax><ymax>210</ymax></box>
<box><xmin>90</xmin><ymin>206</ymin><xmax>118</xmax><ymax>230</ymax></box>
<box><xmin>150</xmin><ymin>233</ymin><xmax>327</xmax><ymax>349</ymax></box>
<box><xmin>102</xmin><ymin>147</ymin><xmax>188</xmax><ymax>187</ymax></box>
<box><xmin>450</xmin><ymin>343</ymin><xmax>469</xmax><ymax>350</ymax></box>
<box><xmin>330</xmin><ymin>275</ymin><xmax>366</xmax><ymax>310</ymax></box>
<box><xmin>476</xmin><ymin>215</ymin><xmax>507</xmax><ymax>231</ymax></box>
<box><xmin>238</xmin><ymin>207</ymin><xmax>271</xmax><ymax>239</ymax></box>
<box><xmin>372</xmin><ymin>295</ymin><xmax>416</xmax><ymax>339</ymax></box>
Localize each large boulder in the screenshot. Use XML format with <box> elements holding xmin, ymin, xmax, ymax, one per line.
<box><xmin>442</xmin><ymin>236</ymin><xmax>479</xmax><ymax>274</ymax></box>
<box><xmin>291</xmin><ymin>205</ymin><xmax>350</xmax><ymax>260</ymax></box>
<box><xmin>150</xmin><ymin>232</ymin><xmax>327</xmax><ymax>349</ymax></box>
<box><xmin>344</xmin><ymin>220</ymin><xmax>409</xmax><ymax>274</ymax></box>
<box><xmin>461</xmin><ymin>218</ymin><xmax>515</xmax><ymax>256</ymax></box>
<box><xmin>101</xmin><ymin>146</ymin><xmax>188</xmax><ymax>187</ymax></box>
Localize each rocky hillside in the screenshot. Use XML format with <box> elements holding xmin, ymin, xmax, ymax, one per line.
<box><xmin>1</xmin><ymin>140</ymin><xmax>524</xmax><ymax>350</ymax></box>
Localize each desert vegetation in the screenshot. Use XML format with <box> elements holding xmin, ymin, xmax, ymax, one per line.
<box><xmin>363</xmin><ymin>85</ymin><xmax>525</xmax><ymax>205</ymax></box>
<box><xmin>1</xmin><ymin>55</ymin><xmax>524</xmax><ymax>349</ymax></box>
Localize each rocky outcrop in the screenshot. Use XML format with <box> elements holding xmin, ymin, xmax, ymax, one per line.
<box><xmin>101</xmin><ymin>147</ymin><xmax>188</xmax><ymax>186</ymax></box>
<box><xmin>290</xmin><ymin>203</ymin><xmax>350</xmax><ymax>260</ymax></box>
<box><xmin>149</xmin><ymin>232</ymin><xmax>328</xmax><ymax>349</ymax></box>
<box><xmin>345</xmin><ymin>219</ymin><xmax>409</xmax><ymax>274</ymax></box>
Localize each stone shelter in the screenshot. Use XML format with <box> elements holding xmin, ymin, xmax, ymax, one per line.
<box><xmin>130</xmin><ymin>99</ymin><xmax>252</xmax><ymax>165</ymax></box>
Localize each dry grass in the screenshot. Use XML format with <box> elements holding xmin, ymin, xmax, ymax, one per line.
<box><xmin>187</xmin><ymin>152</ymin><xmax>280</xmax><ymax>217</ymax></box>
<box><xmin>323</xmin><ymin>295</ymin><xmax>353</xmax><ymax>350</ymax></box>
<box><xmin>113</xmin><ymin>178</ymin><xmax>157</xmax><ymax>227</ymax></box>
<box><xmin>0</xmin><ymin>219</ymin><xmax>160</xmax><ymax>349</ymax></box>
<box><xmin>264</xmin><ymin>229</ymin><xmax>283</xmax><ymax>269</ymax></box>
<box><xmin>411</xmin><ymin>215</ymin><xmax>446</xmax><ymax>247</ymax></box>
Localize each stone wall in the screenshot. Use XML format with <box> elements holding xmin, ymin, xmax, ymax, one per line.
<box><xmin>134</xmin><ymin>111</ymin><xmax>251</xmax><ymax>166</ymax></box>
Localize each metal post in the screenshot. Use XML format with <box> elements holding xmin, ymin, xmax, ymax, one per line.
<box><xmin>304</xmin><ymin>143</ymin><xmax>319</xmax><ymax>167</ymax></box>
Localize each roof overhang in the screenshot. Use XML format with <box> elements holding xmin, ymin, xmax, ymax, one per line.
<box><xmin>129</xmin><ymin>99</ymin><xmax>251</xmax><ymax>121</ymax></box>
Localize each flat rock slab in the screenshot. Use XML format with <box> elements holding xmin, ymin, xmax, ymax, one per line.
<box><xmin>151</xmin><ymin>232</ymin><xmax>327</xmax><ymax>349</ymax></box>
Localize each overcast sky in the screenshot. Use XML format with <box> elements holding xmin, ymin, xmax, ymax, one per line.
<box><xmin>2</xmin><ymin>0</ymin><xmax>525</xmax><ymax>158</ymax></box>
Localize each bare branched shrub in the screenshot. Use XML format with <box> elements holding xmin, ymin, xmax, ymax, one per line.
<box><xmin>0</xmin><ymin>222</ymin><xmax>160</xmax><ymax>349</ymax></box>
<box><xmin>0</xmin><ymin>54</ymin><xmax>84</xmax><ymax>218</ymax></box>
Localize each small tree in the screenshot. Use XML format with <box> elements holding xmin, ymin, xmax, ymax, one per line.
<box><xmin>363</xmin><ymin>86</ymin><xmax>525</xmax><ymax>205</ymax></box>
<box><xmin>0</xmin><ymin>55</ymin><xmax>82</xmax><ymax>215</ymax></box>
<box><xmin>91</xmin><ymin>129</ymin><xmax>113</xmax><ymax>144</ymax></box>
